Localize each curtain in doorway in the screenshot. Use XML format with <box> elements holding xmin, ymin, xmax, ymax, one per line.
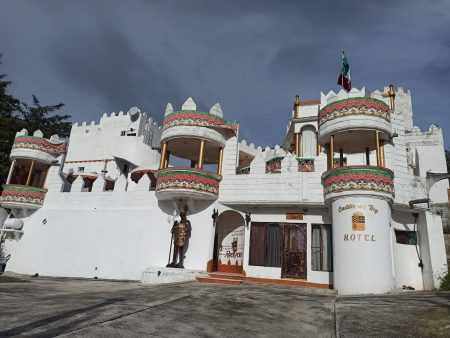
<box><xmin>301</xmin><ymin>126</ymin><xmax>317</xmax><ymax>158</ymax></box>
<box><xmin>267</xmin><ymin>223</ymin><xmax>281</xmax><ymax>267</ymax></box>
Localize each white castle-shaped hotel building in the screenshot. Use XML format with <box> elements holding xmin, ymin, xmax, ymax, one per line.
<box><xmin>0</xmin><ymin>86</ymin><xmax>448</xmax><ymax>295</ymax></box>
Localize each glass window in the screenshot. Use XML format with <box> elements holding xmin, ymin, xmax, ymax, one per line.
<box><xmin>311</xmin><ymin>224</ymin><xmax>333</xmax><ymax>271</ymax></box>
<box><xmin>395</xmin><ymin>230</ymin><xmax>417</xmax><ymax>245</ymax></box>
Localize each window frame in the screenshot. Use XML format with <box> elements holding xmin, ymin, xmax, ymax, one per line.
<box><xmin>311</xmin><ymin>223</ymin><xmax>333</xmax><ymax>272</ymax></box>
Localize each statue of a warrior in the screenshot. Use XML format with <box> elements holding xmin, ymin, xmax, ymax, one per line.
<box><xmin>167</xmin><ymin>211</ymin><xmax>191</xmax><ymax>268</ymax></box>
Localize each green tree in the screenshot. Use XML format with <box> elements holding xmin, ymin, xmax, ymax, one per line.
<box><xmin>0</xmin><ymin>53</ymin><xmax>71</xmax><ymax>188</ymax></box>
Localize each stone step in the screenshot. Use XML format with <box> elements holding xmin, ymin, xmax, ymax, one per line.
<box><xmin>196</xmin><ymin>277</ymin><xmax>243</xmax><ymax>285</ymax></box>
<box><xmin>207</xmin><ymin>273</ymin><xmax>246</xmax><ymax>281</ymax></box>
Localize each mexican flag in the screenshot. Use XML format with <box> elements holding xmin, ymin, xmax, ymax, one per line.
<box><xmin>337</xmin><ymin>51</ymin><xmax>351</xmax><ymax>91</ymax></box>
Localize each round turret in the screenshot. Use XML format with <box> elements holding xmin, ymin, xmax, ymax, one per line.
<box><xmin>155</xmin><ymin>98</ymin><xmax>237</xmax><ymax>201</ymax></box>
<box><xmin>318</xmin><ymin>88</ymin><xmax>395</xmax><ymax>295</ymax></box>
<box><xmin>0</xmin><ymin>129</ymin><xmax>67</xmax><ymax>215</ymax></box>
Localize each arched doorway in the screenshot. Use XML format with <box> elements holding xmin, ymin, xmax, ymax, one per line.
<box><xmin>212</xmin><ymin>210</ymin><xmax>245</xmax><ymax>274</ymax></box>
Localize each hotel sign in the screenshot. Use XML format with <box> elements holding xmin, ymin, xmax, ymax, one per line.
<box><xmin>286</xmin><ymin>213</ymin><xmax>304</xmax><ymax>220</ymax></box>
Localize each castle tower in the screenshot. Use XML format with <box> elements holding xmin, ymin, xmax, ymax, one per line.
<box><xmin>0</xmin><ymin>129</ymin><xmax>67</xmax><ymax>218</ymax></box>
<box><xmin>318</xmin><ymin>88</ymin><xmax>395</xmax><ymax>294</ymax></box>
<box><xmin>154</xmin><ymin>98</ymin><xmax>237</xmax><ymax>207</ymax></box>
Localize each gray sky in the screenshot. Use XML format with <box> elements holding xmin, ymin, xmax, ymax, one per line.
<box><xmin>1</xmin><ymin>0</ymin><xmax>449</xmax><ymax>148</ymax></box>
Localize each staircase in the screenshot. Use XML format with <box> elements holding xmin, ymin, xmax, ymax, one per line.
<box><xmin>196</xmin><ymin>272</ymin><xmax>246</xmax><ymax>285</ymax></box>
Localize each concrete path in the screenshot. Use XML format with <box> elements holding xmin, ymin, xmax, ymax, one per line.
<box><xmin>0</xmin><ymin>275</ymin><xmax>449</xmax><ymax>337</ymax></box>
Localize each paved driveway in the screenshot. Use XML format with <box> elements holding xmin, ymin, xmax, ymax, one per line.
<box><xmin>0</xmin><ymin>275</ymin><xmax>449</xmax><ymax>337</ymax></box>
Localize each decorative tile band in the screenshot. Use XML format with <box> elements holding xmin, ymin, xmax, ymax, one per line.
<box><xmin>163</xmin><ymin>110</ymin><xmax>238</xmax><ymax>134</ymax></box>
<box><xmin>155</xmin><ymin>168</ymin><xmax>221</xmax><ymax>196</ymax></box>
<box><xmin>322</xmin><ymin>166</ymin><xmax>394</xmax><ymax>198</ymax></box>
<box><xmin>318</xmin><ymin>97</ymin><xmax>390</xmax><ymax>126</ymax></box>
<box><xmin>13</xmin><ymin>136</ymin><xmax>67</xmax><ymax>155</ymax></box>
<box><xmin>0</xmin><ymin>184</ymin><xmax>47</xmax><ymax>206</ymax></box>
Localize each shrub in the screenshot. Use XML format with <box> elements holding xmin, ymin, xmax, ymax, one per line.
<box><xmin>439</xmin><ymin>270</ymin><xmax>450</xmax><ymax>291</ymax></box>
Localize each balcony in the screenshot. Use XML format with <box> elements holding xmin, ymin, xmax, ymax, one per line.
<box><xmin>0</xmin><ymin>184</ymin><xmax>47</xmax><ymax>209</ymax></box>
<box><xmin>155</xmin><ymin>167</ymin><xmax>222</xmax><ymax>201</ymax></box>
<box><xmin>318</xmin><ymin>97</ymin><xmax>391</xmax><ymax>151</ymax></box>
<box><xmin>322</xmin><ymin>166</ymin><xmax>394</xmax><ymax>202</ymax></box>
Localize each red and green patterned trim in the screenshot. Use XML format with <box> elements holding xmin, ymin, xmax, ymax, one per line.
<box><xmin>163</xmin><ymin>110</ymin><xmax>238</xmax><ymax>134</ymax></box>
<box><xmin>12</xmin><ymin>136</ymin><xmax>67</xmax><ymax>155</ymax></box>
<box><xmin>318</xmin><ymin>97</ymin><xmax>390</xmax><ymax>126</ymax></box>
<box><xmin>155</xmin><ymin>167</ymin><xmax>221</xmax><ymax>196</ymax></box>
<box><xmin>322</xmin><ymin>166</ymin><xmax>394</xmax><ymax>197</ymax></box>
<box><xmin>0</xmin><ymin>184</ymin><xmax>47</xmax><ymax>206</ymax></box>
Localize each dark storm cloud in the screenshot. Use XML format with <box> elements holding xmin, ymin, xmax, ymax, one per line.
<box><xmin>0</xmin><ymin>0</ymin><xmax>449</xmax><ymax>147</ymax></box>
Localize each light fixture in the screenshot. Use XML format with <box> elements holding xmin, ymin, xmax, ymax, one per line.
<box><xmin>212</xmin><ymin>208</ymin><xmax>219</xmax><ymax>227</ymax></box>
<box><xmin>245</xmin><ymin>212</ymin><xmax>251</xmax><ymax>228</ymax></box>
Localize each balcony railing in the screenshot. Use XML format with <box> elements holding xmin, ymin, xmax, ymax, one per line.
<box><xmin>0</xmin><ymin>184</ymin><xmax>47</xmax><ymax>208</ymax></box>
<box><xmin>318</xmin><ymin>97</ymin><xmax>390</xmax><ymax>127</ymax></box>
<box><xmin>322</xmin><ymin>166</ymin><xmax>394</xmax><ymax>199</ymax></box>
<box><xmin>155</xmin><ymin>167</ymin><xmax>221</xmax><ymax>200</ymax></box>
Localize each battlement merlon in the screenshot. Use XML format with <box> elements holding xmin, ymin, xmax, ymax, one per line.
<box><xmin>70</xmin><ymin>107</ymin><xmax>162</xmax><ymax>141</ymax></box>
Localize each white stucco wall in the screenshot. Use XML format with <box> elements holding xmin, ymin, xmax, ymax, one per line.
<box><xmin>391</xmin><ymin>210</ymin><xmax>424</xmax><ymax>290</ymax></box>
<box><xmin>4</xmin><ymin>188</ymin><xmax>216</xmax><ymax>280</ymax></box>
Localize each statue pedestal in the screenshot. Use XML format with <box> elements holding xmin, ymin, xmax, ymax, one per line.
<box><xmin>141</xmin><ymin>266</ymin><xmax>207</xmax><ymax>285</ymax></box>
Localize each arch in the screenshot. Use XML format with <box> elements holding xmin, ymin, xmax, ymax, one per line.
<box><xmin>212</xmin><ymin>210</ymin><xmax>246</xmax><ymax>274</ymax></box>
<box><xmin>300</xmin><ymin>125</ymin><xmax>317</xmax><ymax>158</ymax></box>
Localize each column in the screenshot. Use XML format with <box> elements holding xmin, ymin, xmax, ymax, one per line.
<box><xmin>375</xmin><ymin>132</ymin><xmax>381</xmax><ymax>167</ymax></box>
<box><xmin>6</xmin><ymin>159</ymin><xmax>16</xmax><ymax>184</ymax></box>
<box><xmin>164</xmin><ymin>151</ymin><xmax>170</xmax><ymax>169</ymax></box>
<box><xmin>329</xmin><ymin>135</ymin><xmax>334</xmax><ymax>169</ymax></box>
<box><xmin>25</xmin><ymin>160</ymin><xmax>35</xmax><ymax>186</ymax></box>
<box><xmin>159</xmin><ymin>142</ymin><xmax>168</xmax><ymax>169</ymax></box>
<box><xmin>316</xmin><ymin>132</ymin><xmax>321</xmax><ymax>156</ymax></box>
<box><xmin>198</xmin><ymin>139</ymin><xmax>205</xmax><ymax>169</ymax></box>
<box><xmin>295</xmin><ymin>133</ymin><xmax>301</xmax><ymax>157</ymax></box>
<box><xmin>339</xmin><ymin>148</ymin><xmax>344</xmax><ymax>167</ymax></box>
<box><xmin>365</xmin><ymin>147</ymin><xmax>370</xmax><ymax>166</ymax></box>
<box><xmin>218</xmin><ymin>147</ymin><xmax>224</xmax><ymax>175</ymax></box>
<box><xmin>380</xmin><ymin>141</ymin><xmax>385</xmax><ymax>167</ymax></box>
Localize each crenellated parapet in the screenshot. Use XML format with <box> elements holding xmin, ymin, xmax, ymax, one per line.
<box><xmin>161</xmin><ymin>98</ymin><xmax>238</xmax><ymax>147</ymax></box>
<box><xmin>11</xmin><ymin>129</ymin><xmax>67</xmax><ymax>163</ymax></box>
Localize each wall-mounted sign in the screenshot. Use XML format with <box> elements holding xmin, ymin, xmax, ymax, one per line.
<box><xmin>286</xmin><ymin>213</ymin><xmax>304</xmax><ymax>220</ymax></box>
<box><xmin>352</xmin><ymin>212</ymin><xmax>366</xmax><ymax>231</ymax></box>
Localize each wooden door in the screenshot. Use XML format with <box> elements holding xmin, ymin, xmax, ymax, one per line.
<box><xmin>281</xmin><ymin>223</ymin><xmax>307</xmax><ymax>279</ymax></box>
